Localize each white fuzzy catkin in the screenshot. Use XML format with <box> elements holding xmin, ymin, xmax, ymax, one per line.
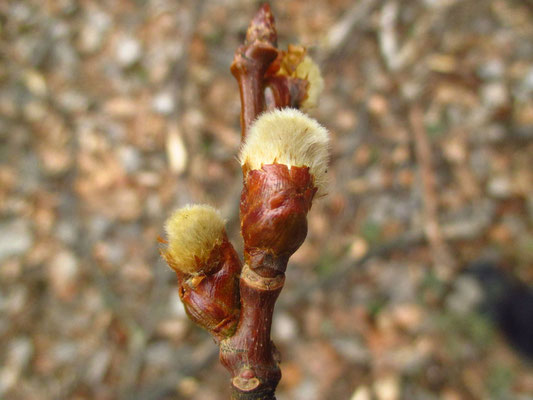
<box><xmin>294</xmin><ymin>56</ymin><xmax>324</xmax><ymax>110</ymax></box>
<box><xmin>165</xmin><ymin>204</ymin><xmax>225</xmax><ymax>274</ymax></box>
<box><xmin>239</xmin><ymin>108</ymin><xmax>330</xmax><ymax>194</ymax></box>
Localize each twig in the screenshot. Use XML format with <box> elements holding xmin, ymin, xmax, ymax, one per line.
<box><xmin>409</xmin><ymin>106</ymin><xmax>457</xmax><ymax>277</ymax></box>
<box><xmin>163</xmin><ymin>5</ymin><xmax>329</xmax><ymax>399</ymax></box>
<box><xmin>230</xmin><ymin>4</ymin><xmax>278</xmax><ymax>139</ymax></box>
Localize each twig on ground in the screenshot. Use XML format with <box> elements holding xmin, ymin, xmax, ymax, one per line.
<box><xmin>409</xmin><ymin>106</ymin><xmax>458</xmax><ymax>278</ymax></box>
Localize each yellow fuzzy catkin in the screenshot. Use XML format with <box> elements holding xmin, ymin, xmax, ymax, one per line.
<box><xmin>165</xmin><ymin>204</ymin><xmax>226</xmax><ymax>274</ymax></box>
<box><xmin>293</xmin><ymin>56</ymin><xmax>324</xmax><ymax>110</ymax></box>
<box><xmin>239</xmin><ymin>108</ymin><xmax>330</xmax><ymax>194</ymax></box>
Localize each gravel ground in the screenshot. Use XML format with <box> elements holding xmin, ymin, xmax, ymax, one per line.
<box><xmin>1</xmin><ymin>1</ymin><xmax>532</xmax><ymax>399</ymax></box>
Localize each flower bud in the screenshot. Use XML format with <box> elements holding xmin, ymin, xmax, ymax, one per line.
<box><xmin>165</xmin><ymin>205</ymin><xmax>226</xmax><ymax>275</ymax></box>
<box><xmin>292</xmin><ymin>55</ymin><xmax>324</xmax><ymax>110</ymax></box>
<box><xmin>163</xmin><ymin>205</ymin><xmax>242</xmax><ymax>339</ymax></box>
<box><xmin>239</xmin><ymin>109</ymin><xmax>330</xmax><ymax>272</ymax></box>
<box><xmin>265</xmin><ymin>45</ymin><xmax>324</xmax><ymax>110</ymax></box>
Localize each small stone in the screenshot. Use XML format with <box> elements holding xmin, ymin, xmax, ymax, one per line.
<box><xmin>332</xmin><ymin>338</ymin><xmax>369</xmax><ymax>364</ymax></box>
<box><xmin>0</xmin><ymin>220</ymin><xmax>33</xmax><ymax>263</ymax></box>
<box><xmin>156</xmin><ymin>319</ymin><xmax>187</xmax><ymax>340</ymax></box>
<box><xmin>24</xmin><ymin>70</ymin><xmax>47</xmax><ymax>97</ymax></box>
<box><xmin>391</xmin><ymin>145</ymin><xmax>409</xmax><ymax>165</ymax></box>
<box><xmin>349</xmin><ymin>237</ymin><xmax>368</xmax><ymax>260</ymax></box>
<box><xmin>481</xmin><ymin>82</ymin><xmax>508</xmax><ymax>108</ymax></box>
<box><xmin>366</xmin><ymin>167</ymin><xmax>386</xmax><ymax>190</ymax></box>
<box><xmin>391</xmin><ymin>303</ymin><xmax>424</xmax><ymax>331</ymax></box>
<box><xmin>152</xmin><ymin>91</ymin><xmax>175</xmax><ymax>115</ymax></box>
<box><xmin>443</xmin><ymin>137</ymin><xmax>466</xmax><ymax>163</ymax></box>
<box><xmin>377</xmin><ymin>264</ymin><xmax>416</xmax><ymax>302</ymax></box>
<box><xmin>477</xmin><ymin>59</ymin><xmax>504</xmax><ymax>80</ymax></box>
<box><xmin>334</xmin><ymin>108</ymin><xmax>357</xmax><ymax>131</ymax></box>
<box><xmin>88</xmin><ymin>216</ymin><xmax>111</xmax><ymax>239</ymax></box>
<box><xmin>292</xmin><ymin>379</ymin><xmax>318</xmax><ymax>400</ymax></box>
<box><xmin>166</xmin><ymin>128</ymin><xmax>188</xmax><ymax>174</ymax></box>
<box><xmin>0</xmin><ymin>93</ymin><xmax>17</xmax><ymax>117</ymax></box>
<box><xmin>117</xmin><ymin>146</ymin><xmax>142</xmax><ymax>173</ymax></box>
<box><xmin>469</xmin><ymin>148</ymin><xmax>491</xmax><ymax>179</ymax></box>
<box><xmin>374</xmin><ymin>375</ymin><xmax>400</xmax><ymax>400</ymax></box>
<box><xmin>52</xmin><ymin>342</ymin><xmax>78</xmax><ymax>365</ymax></box>
<box><xmin>110</xmin><ymin>188</ymin><xmax>143</xmax><ymax>221</ymax></box>
<box><xmin>85</xmin><ymin>349</ymin><xmax>111</xmax><ymax>384</ymax></box>
<box><xmin>10</xmin><ymin>3</ymin><xmax>31</xmax><ymax>23</ymax></box>
<box><xmin>178</xmin><ymin>377</ymin><xmax>199</xmax><ymax>396</ymax></box>
<box><xmin>144</xmin><ymin>342</ymin><xmax>174</xmax><ymax>369</ymax></box>
<box><xmin>482</xmin><ymin>124</ymin><xmax>506</xmax><ymax>142</ymax></box>
<box><xmin>427</xmin><ymin>54</ymin><xmax>457</xmax><ymax>73</ymax></box>
<box><xmin>0</xmin><ymin>337</ymin><xmax>33</xmax><ymax>395</ymax></box>
<box><xmin>48</xmin><ymin>250</ymin><xmax>79</xmax><ymax>300</ymax></box>
<box><xmin>23</xmin><ymin>100</ymin><xmax>47</xmax><ymax>121</ymax></box>
<box><xmin>39</xmin><ymin>144</ymin><xmax>72</xmax><ymax>176</ymax></box>
<box><xmin>351</xmin><ymin>386</ymin><xmax>371</xmax><ymax>400</ymax></box>
<box><xmin>57</xmin><ymin>91</ymin><xmax>89</xmax><ymax>113</ymax></box>
<box><xmin>55</xmin><ymin>220</ymin><xmax>78</xmax><ymax>245</ymax></box>
<box><xmin>145</xmin><ymin>194</ymin><xmax>162</xmax><ymax>217</ymax></box>
<box><xmin>273</xmin><ymin>312</ymin><xmax>298</xmax><ymax>342</ymax></box>
<box><xmin>487</xmin><ymin>175</ymin><xmax>512</xmax><ymax>198</ymax></box>
<box><xmin>79</xmin><ymin>9</ymin><xmax>111</xmax><ymax>53</ymax></box>
<box><xmin>115</xmin><ymin>36</ymin><xmax>141</xmax><ymax>67</ymax></box>
<box><xmin>104</xmin><ymin>97</ymin><xmax>137</xmax><ymax>117</ymax></box>
<box><xmin>368</xmin><ymin>95</ymin><xmax>388</xmax><ymax>115</ymax></box>
<box><xmin>446</xmin><ymin>276</ymin><xmax>484</xmax><ymax>315</ymax></box>
<box><xmin>0</xmin><ymin>260</ymin><xmax>22</xmax><ymax>281</ymax></box>
<box><xmin>1</xmin><ymin>286</ymin><xmax>28</xmax><ymax>316</ymax></box>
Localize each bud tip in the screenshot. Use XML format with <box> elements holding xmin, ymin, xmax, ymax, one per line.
<box><xmin>239</xmin><ymin>108</ymin><xmax>330</xmax><ymax>194</ymax></box>
<box><xmin>165</xmin><ymin>204</ymin><xmax>226</xmax><ymax>274</ymax></box>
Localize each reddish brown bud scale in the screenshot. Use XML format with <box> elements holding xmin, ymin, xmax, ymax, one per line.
<box><xmin>240</xmin><ymin>164</ymin><xmax>316</xmax><ymax>275</ymax></box>
<box><xmin>163</xmin><ymin>234</ymin><xmax>242</xmax><ymax>341</ymax></box>
<box><xmin>245</xmin><ymin>4</ymin><xmax>277</xmax><ymax>47</ymax></box>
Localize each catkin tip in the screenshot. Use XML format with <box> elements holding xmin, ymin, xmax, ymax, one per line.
<box><xmin>165</xmin><ymin>204</ymin><xmax>226</xmax><ymax>274</ymax></box>
<box><xmin>239</xmin><ymin>108</ymin><xmax>330</xmax><ymax>194</ymax></box>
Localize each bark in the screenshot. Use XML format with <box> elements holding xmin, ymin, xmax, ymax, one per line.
<box><xmin>230</xmin><ymin>4</ymin><xmax>278</xmax><ymax>139</ymax></box>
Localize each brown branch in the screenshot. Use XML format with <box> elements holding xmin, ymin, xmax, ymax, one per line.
<box><xmin>163</xmin><ymin>5</ymin><xmax>321</xmax><ymax>399</ymax></box>
<box><xmin>218</xmin><ymin>162</ymin><xmax>316</xmax><ymax>398</ymax></box>
<box><xmin>230</xmin><ymin>4</ymin><xmax>279</xmax><ymax>140</ymax></box>
<box><xmin>223</xmin><ymin>5</ymin><xmax>323</xmax><ymax>398</ymax></box>
<box><xmin>409</xmin><ymin>106</ymin><xmax>457</xmax><ymax>277</ymax></box>
<box><xmin>220</xmin><ymin>265</ymin><xmax>284</xmax><ymax>399</ymax></box>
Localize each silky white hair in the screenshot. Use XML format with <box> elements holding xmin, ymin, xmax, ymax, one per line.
<box><xmin>294</xmin><ymin>56</ymin><xmax>324</xmax><ymax>110</ymax></box>
<box><xmin>239</xmin><ymin>108</ymin><xmax>330</xmax><ymax>194</ymax></box>
<box><xmin>165</xmin><ymin>204</ymin><xmax>225</xmax><ymax>274</ymax></box>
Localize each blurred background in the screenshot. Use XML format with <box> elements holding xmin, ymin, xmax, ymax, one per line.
<box><xmin>1</xmin><ymin>0</ymin><xmax>532</xmax><ymax>399</ymax></box>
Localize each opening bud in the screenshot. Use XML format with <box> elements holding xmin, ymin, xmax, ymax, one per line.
<box><xmin>163</xmin><ymin>204</ymin><xmax>242</xmax><ymax>339</ymax></box>
<box><xmin>265</xmin><ymin>45</ymin><xmax>324</xmax><ymax>110</ymax></box>
<box><xmin>239</xmin><ymin>108</ymin><xmax>329</xmax><ymax>194</ymax></box>
<box><xmin>239</xmin><ymin>109</ymin><xmax>330</xmax><ymax>272</ymax></box>
<box><xmin>165</xmin><ymin>204</ymin><xmax>226</xmax><ymax>275</ymax></box>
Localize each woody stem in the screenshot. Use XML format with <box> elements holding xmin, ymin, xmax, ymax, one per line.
<box><xmin>230</xmin><ymin>4</ymin><xmax>278</xmax><ymax>140</ymax></box>
<box><xmin>220</xmin><ymin>265</ymin><xmax>285</xmax><ymax>400</ymax></box>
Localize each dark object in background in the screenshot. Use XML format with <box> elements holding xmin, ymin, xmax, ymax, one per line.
<box><xmin>467</xmin><ymin>261</ymin><xmax>533</xmax><ymax>360</ymax></box>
